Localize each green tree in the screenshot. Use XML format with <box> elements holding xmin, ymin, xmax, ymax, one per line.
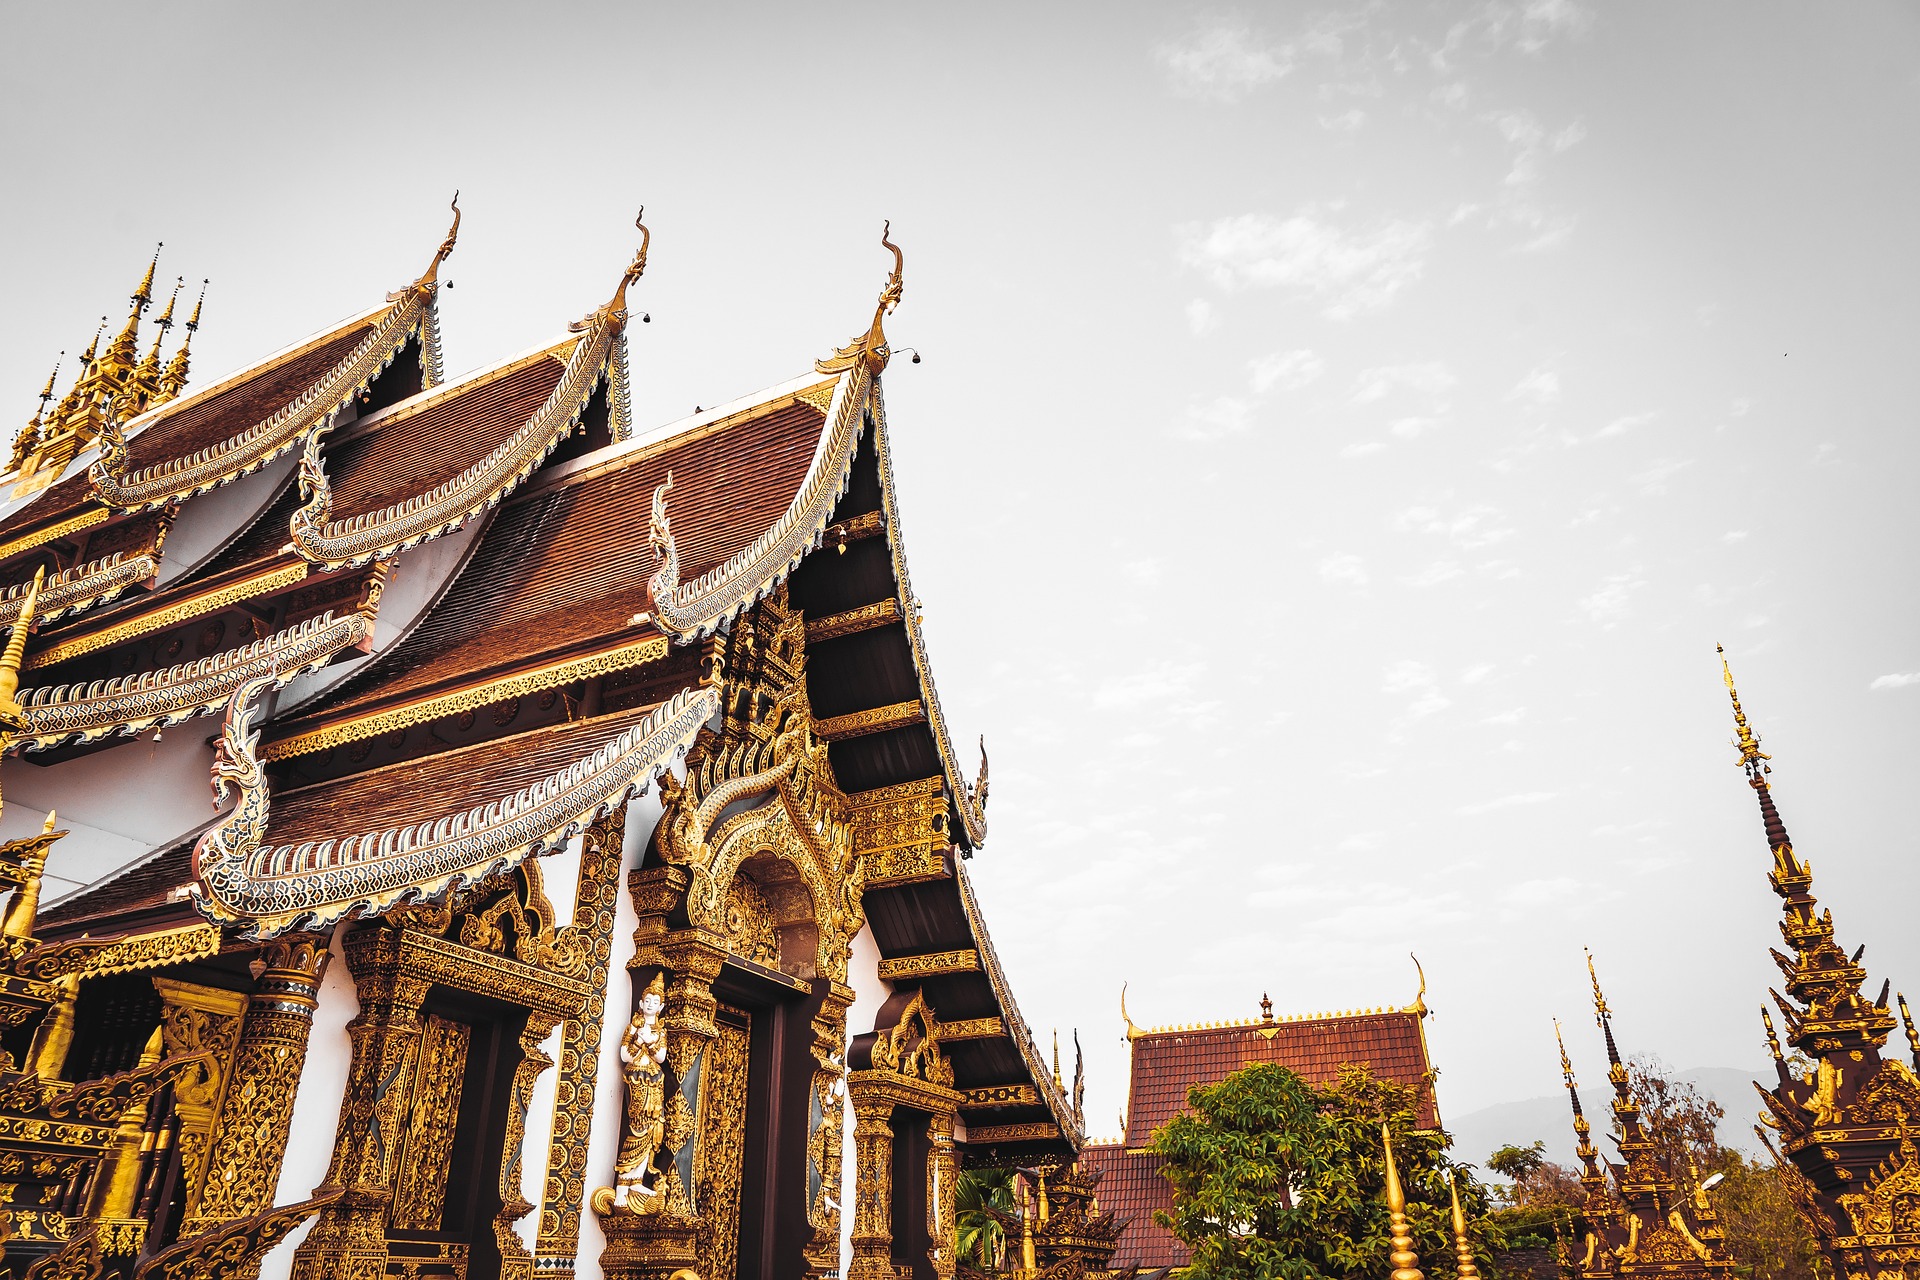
<box><xmin>955</xmin><ymin>1166</ymin><xmax>1016</xmax><ymax>1269</ymax></box>
<box><xmin>1150</xmin><ymin>1062</ymin><xmax>1500</xmax><ymax>1280</ymax></box>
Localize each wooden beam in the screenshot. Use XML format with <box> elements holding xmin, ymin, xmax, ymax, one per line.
<box><xmin>815</xmin><ymin>700</ymin><xmax>925</xmax><ymax>742</ymax></box>
<box><xmin>934</xmin><ymin>1017</ymin><xmax>1005</xmax><ymax>1041</ymax></box>
<box><xmin>964</xmin><ymin>1123</ymin><xmax>1060</xmax><ymax>1145</ymax></box>
<box><xmin>804</xmin><ymin>597</ymin><xmax>901</xmax><ymax>644</ymax></box>
<box><xmin>959</xmin><ymin>1085</ymin><xmax>1040</xmax><ymax>1109</ymax></box>
<box><xmin>876</xmin><ymin>949</ymin><xmax>979</xmax><ymax>982</ymax></box>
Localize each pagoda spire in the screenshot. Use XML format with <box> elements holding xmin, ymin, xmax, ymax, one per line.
<box><xmin>1555</xmin><ymin>1019</ymin><xmax>1613</xmax><ymax>1216</ymax></box>
<box><xmin>1718</xmin><ymin>646</ymin><xmax>1893</xmax><ymax>1057</ymax></box>
<box><xmin>156</xmin><ymin>279</ymin><xmax>206</xmax><ymax>404</ymax></box>
<box><xmin>8</xmin><ymin>355</ymin><xmax>63</xmax><ymax>474</ymax></box>
<box><xmin>98</xmin><ymin>244</ymin><xmax>161</xmax><ymax>391</ymax></box>
<box><xmin>127</xmin><ymin>275</ymin><xmax>183</xmax><ymax>411</ymax></box>
<box><xmin>1587</xmin><ymin>950</ymin><xmax>1648</xmax><ymax>1147</ymax></box>
<box><xmin>1449</xmin><ymin>1173</ymin><xmax>1482</xmax><ymax>1280</ymax></box>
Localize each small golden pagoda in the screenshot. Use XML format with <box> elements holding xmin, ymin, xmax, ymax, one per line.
<box><xmin>1722</xmin><ymin>651</ymin><xmax>1920</xmax><ymax>1280</ymax></box>
<box><xmin>1554</xmin><ymin>957</ymin><xmax>1734</xmax><ymax>1280</ymax></box>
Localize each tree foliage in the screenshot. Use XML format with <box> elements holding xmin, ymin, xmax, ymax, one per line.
<box><xmin>1150</xmin><ymin>1062</ymin><xmax>1501</xmax><ymax>1280</ymax></box>
<box><xmin>955</xmin><ymin>1166</ymin><xmax>1016</xmax><ymax>1269</ymax></box>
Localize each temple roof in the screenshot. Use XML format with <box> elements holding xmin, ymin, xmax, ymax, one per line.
<box><xmin>1093</xmin><ymin>996</ymin><xmax>1438</xmax><ymax>1272</ymax></box>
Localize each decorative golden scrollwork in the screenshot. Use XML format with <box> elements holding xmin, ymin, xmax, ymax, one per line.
<box><xmin>867</xmin><ymin>991</ymin><xmax>953</xmax><ymax>1090</ymax></box>
<box><xmin>135</xmin><ymin>1188</ymin><xmax>341</xmax><ymax>1280</ymax></box>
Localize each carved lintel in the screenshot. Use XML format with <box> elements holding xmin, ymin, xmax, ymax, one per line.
<box><xmin>876</xmin><ymin>949</ymin><xmax>978</xmax><ymax>982</ymax></box>
<box><xmin>935</xmin><ymin>1017</ymin><xmax>1004</xmax><ymax>1041</ymax></box>
<box><xmin>815</xmin><ymin>700</ymin><xmax>925</xmax><ymax>742</ymax></box>
<box><xmin>959</xmin><ymin>1084</ymin><xmax>1041</xmax><ymax>1109</ymax></box>
<box><xmin>804</xmin><ymin>598</ymin><xmax>901</xmax><ymax>645</ymax></box>
<box><xmin>964</xmin><ymin>1122</ymin><xmax>1062</xmax><ymax>1145</ymax></box>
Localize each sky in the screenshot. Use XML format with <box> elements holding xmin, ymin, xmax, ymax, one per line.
<box><xmin>4</xmin><ymin>1</ymin><xmax>1919</xmax><ymax>1155</ymax></box>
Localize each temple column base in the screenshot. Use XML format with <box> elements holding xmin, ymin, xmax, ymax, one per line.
<box><xmin>596</xmin><ymin>1209</ymin><xmax>699</xmax><ymax>1280</ymax></box>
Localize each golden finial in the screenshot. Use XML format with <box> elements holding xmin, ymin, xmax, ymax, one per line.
<box><xmin>146</xmin><ymin>276</ymin><xmax>184</xmax><ymax>357</ymax></box>
<box><xmin>1555</xmin><ymin>1018</ymin><xmax>1575</xmax><ymax>1086</ymax></box>
<box><xmin>79</xmin><ymin>318</ymin><xmax>107</xmax><ymax>366</ymax></box>
<box><xmin>0</xmin><ymin>566</ymin><xmax>44</xmax><ymax>721</ymax></box>
<box><xmin>605</xmin><ymin>207</ymin><xmax>651</xmax><ymax>319</ymax></box>
<box><xmin>1020</xmin><ymin>1179</ymin><xmax>1037</xmax><ymax>1270</ymax></box>
<box><xmin>159</xmin><ymin>281</ymin><xmax>207</xmax><ymax>402</ymax></box>
<box><xmin>1052</xmin><ymin>1028</ymin><xmax>1063</xmax><ymax>1089</ymax></box>
<box><xmin>131</xmin><ymin>243</ymin><xmax>161</xmax><ymax>311</ymax></box>
<box><xmin>816</xmin><ymin>221</ymin><xmax>906</xmax><ymax>377</ymax></box>
<box><xmin>1404</xmin><ymin>953</ymin><xmax>1429</xmax><ymax>1016</ymax></box>
<box><xmin>1900</xmin><ymin>994</ymin><xmax>1920</xmax><ymax>1071</ymax></box>
<box><xmin>416</xmin><ymin>191</ymin><xmax>461</xmax><ymax>287</ymax></box>
<box><xmin>1719</xmin><ymin>644</ymin><xmax>1770</xmax><ymax>774</ymax></box>
<box><xmin>1585</xmin><ymin>948</ymin><xmax>1608</xmax><ymax>1018</ymax></box>
<box><xmin>1762</xmin><ymin>1005</ymin><xmax>1784</xmax><ymax>1064</ymax></box>
<box><xmin>1383</xmin><ymin>1125</ymin><xmax>1426</xmax><ymax>1280</ymax></box>
<box><xmin>36</xmin><ymin>357</ymin><xmax>62</xmax><ymax>413</ymax></box>
<box><xmin>1450</xmin><ymin>1172</ymin><xmax>1481</xmax><ymax>1280</ymax></box>
<box><xmin>184</xmin><ymin>278</ymin><xmax>207</xmax><ymax>334</ymax></box>
<box><xmin>1121</xmin><ymin>982</ymin><xmax>1144</xmax><ymax>1042</ymax></box>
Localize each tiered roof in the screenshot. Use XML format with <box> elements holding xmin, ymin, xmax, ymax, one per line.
<box><xmin>24</xmin><ymin>211</ymin><xmax>1072</xmax><ymax>1148</ymax></box>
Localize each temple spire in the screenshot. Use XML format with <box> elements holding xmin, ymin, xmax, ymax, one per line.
<box><xmin>1556</xmin><ymin>1019</ymin><xmax>1605</xmax><ymax>1185</ymax></box>
<box><xmin>1449</xmin><ymin>1173</ymin><xmax>1481</xmax><ymax>1280</ymax></box>
<box><xmin>1587</xmin><ymin>950</ymin><xmax>1646</xmax><ymax>1145</ymax></box>
<box><xmin>158</xmin><ymin>279</ymin><xmax>206</xmax><ymax>402</ymax></box>
<box><xmin>1718</xmin><ymin>646</ymin><xmax>1891</xmax><ymax>1057</ymax></box>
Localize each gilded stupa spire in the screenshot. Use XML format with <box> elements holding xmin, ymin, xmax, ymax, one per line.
<box><xmin>1449</xmin><ymin>1173</ymin><xmax>1481</xmax><ymax>1280</ymax></box>
<box><xmin>1555</xmin><ymin>1019</ymin><xmax>1607</xmax><ymax>1188</ymax></box>
<box><xmin>158</xmin><ymin>279</ymin><xmax>206</xmax><ymax>402</ymax></box>
<box><xmin>98</xmin><ymin>244</ymin><xmax>161</xmax><ymax>389</ymax></box>
<box><xmin>128</xmin><ymin>276</ymin><xmax>183</xmax><ymax>409</ymax></box>
<box><xmin>8</xmin><ymin>355</ymin><xmax>63</xmax><ymax>475</ymax></box>
<box><xmin>1718</xmin><ymin>646</ymin><xmax>1892</xmax><ymax>1057</ymax></box>
<box><xmin>1587</xmin><ymin>950</ymin><xmax>1650</xmax><ymax>1150</ymax></box>
<box><xmin>1382</xmin><ymin>1125</ymin><xmax>1426</xmax><ymax>1280</ymax></box>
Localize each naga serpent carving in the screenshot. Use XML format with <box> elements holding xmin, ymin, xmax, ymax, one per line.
<box><xmin>286</xmin><ymin>213</ymin><xmax>648</xmax><ymax>569</ymax></box>
<box><xmin>89</xmin><ymin>198</ymin><xmax>460</xmax><ymax>513</ymax></box>
<box><xmin>190</xmin><ymin>676</ymin><xmax>718</xmax><ymax>939</ymax></box>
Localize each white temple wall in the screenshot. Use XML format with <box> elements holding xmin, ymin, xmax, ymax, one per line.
<box><xmin>258</xmin><ymin>923</ymin><xmax>360</xmax><ymax>1280</ymax></box>
<box><xmin>5</xmin><ymin>727</ymin><xmax>219</xmax><ymax>895</ymax></box>
<box><xmin>839</xmin><ymin>920</ymin><xmax>892</xmax><ymax>1278</ymax></box>
<box><xmin>155</xmin><ymin>453</ymin><xmax>298</xmax><ymax>585</ymax></box>
<box><xmin>567</xmin><ymin>786</ymin><xmax>665</xmax><ymax>1278</ymax></box>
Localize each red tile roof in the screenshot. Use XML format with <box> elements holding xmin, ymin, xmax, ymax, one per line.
<box><xmin>1081</xmin><ymin>1142</ymin><xmax>1187</xmax><ymax>1272</ymax></box>
<box><xmin>1100</xmin><ymin>1007</ymin><xmax>1437</xmax><ymax>1271</ymax></box>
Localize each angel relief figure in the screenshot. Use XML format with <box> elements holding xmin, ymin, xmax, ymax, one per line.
<box><xmin>593</xmin><ymin>972</ymin><xmax>671</xmax><ymax>1216</ymax></box>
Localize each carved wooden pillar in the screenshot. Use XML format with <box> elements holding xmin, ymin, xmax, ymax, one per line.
<box><xmin>535</xmin><ymin>808</ymin><xmax>627</xmax><ymax>1277</ymax></box>
<box><xmin>182</xmin><ymin>934</ymin><xmax>328</xmax><ymax>1238</ymax></box>
<box><xmin>639</xmin><ymin>927</ymin><xmax>725</xmax><ymax>1215</ymax></box>
<box><xmin>494</xmin><ymin>1011</ymin><xmax>561</xmax><ymax>1280</ymax></box>
<box><xmin>847</xmin><ymin>1086</ymin><xmax>896</xmax><ymax>1280</ymax></box>
<box><xmin>151</xmin><ymin>977</ymin><xmax>249</xmax><ymax>1226</ymax></box>
<box><xmin>290</xmin><ymin>928</ymin><xmax>430</xmax><ymax>1280</ymax></box>
<box><xmin>805</xmin><ymin>981</ymin><xmax>855</xmax><ymax>1279</ymax></box>
<box><xmin>926</xmin><ymin>1108</ymin><xmax>958</xmax><ymax>1280</ymax></box>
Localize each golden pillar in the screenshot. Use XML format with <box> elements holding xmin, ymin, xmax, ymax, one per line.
<box><xmin>926</xmin><ymin>1108</ymin><xmax>958</xmax><ymax>1280</ymax></box>
<box><xmin>150</xmin><ymin>977</ymin><xmax>249</xmax><ymax>1226</ymax></box>
<box><xmin>187</xmin><ymin>934</ymin><xmax>332</xmax><ymax>1234</ymax></box>
<box><xmin>494</xmin><ymin>1011</ymin><xmax>562</xmax><ymax>1280</ymax></box>
<box><xmin>804</xmin><ymin>982</ymin><xmax>855</xmax><ymax>1279</ymax></box>
<box><xmin>846</xmin><ymin>1087</ymin><xmax>896</xmax><ymax>1280</ymax></box>
<box><xmin>290</xmin><ymin>928</ymin><xmax>431</xmax><ymax>1280</ymax></box>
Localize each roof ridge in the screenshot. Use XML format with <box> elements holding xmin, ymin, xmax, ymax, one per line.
<box><xmin>1134</xmin><ymin>1005</ymin><xmax>1411</xmax><ymax>1036</ymax></box>
<box><xmin>338</xmin><ymin>336</ymin><xmax>573</xmax><ymax>443</ymax></box>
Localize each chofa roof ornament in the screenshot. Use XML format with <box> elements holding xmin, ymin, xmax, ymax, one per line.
<box><xmin>816</xmin><ymin>222</ymin><xmax>904</xmax><ymax>377</ymax></box>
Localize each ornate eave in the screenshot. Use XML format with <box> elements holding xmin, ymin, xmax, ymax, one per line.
<box><xmin>7</xmin><ymin>610</ymin><xmax>370</xmax><ymax>754</ymax></box>
<box><xmin>190</xmin><ymin>681</ymin><xmax>718</xmax><ymax>939</ymax></box>
<box><xmin>643</xmin><ymin>371</ymin><xmax>857</xmax><ymax>642</ymax></box>
<box><xmin>867</xmin><ymin>381</ymin><xmax>988</xmax><ymax>848</ymax></box>
<box><xmin>954</xmin><ymin>861</ymin><xmax>1083</xmax><ymax>1150</ymax></box>
<box><xmin>286</xmin><ymin>312</ymin><xmax>622</xmax><ymax>570</ymax></box>
<box><xmin>90</xmin><ymin>288</ymin><xmax>438</xmax><ymax>513</ymax></box>
<box><xmin>0</xmin><ymin>549</ymin><xmax>159</xmax><ymax>627</ymax></box>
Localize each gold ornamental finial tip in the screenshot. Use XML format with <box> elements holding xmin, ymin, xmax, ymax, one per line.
<box><xmin>186</xmin><ymin>279</ymin><xmax>207</xmax><ymax>332</ymax></box>
<box><xmin>1586</xmin><ymin>948</ymin><xmax>1609</xmax><ymax>1017</ymax></box>
<box><xmin>419</xmin><ymin>191</ymin><xmax>461</xmax><ymax>285</ymax></box>
<box><xmin>607</xmin><ymin>206</ymin><xmax>651</xmax><ymax>316</ymax></box>
<box><xmin>41</xmin><ymin>811</ymin><xmax>55</xmax><ymax>833</ymax></box>
<box><xmin>133</xmin><ymin>243</ymin><xmax>161</xmax><ymax>308</ymax></box>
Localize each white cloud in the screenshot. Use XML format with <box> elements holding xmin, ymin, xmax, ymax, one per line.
<box><xmin>1403</xmin><ymin>561</ymin><xmax>1465</xmax><ymax>587</ymax></box>
<box><xmin>1158</xmin><ymin>21</ymin><xmax>1292</xmax><ymax>101</ymax></box>
<box><xmin>1381</xmin><ymin>660</ymin><xmax>1451</xmax><ymax>720</ymax></box>
<box><xmin>1121</xmin><ymin>558</ymin><xmax>1166</xmax><ymax>588</ymax></box>
<box><xmin>1091</xmin><ymin>661</ymin><xmax>1205</xmax><ymax>711</ymax></box>
<box><xmin>1391</xmin><ymin>503</ymin><xmax>1515</xmax><ymax>549</ymax></box>
<box><xmin>1722</xmin><ymin>530</ymin><xmax>1749</xmax><ymax>543</ymax></box>
<box><xmin>1185</xmin><ymin>297</ymin><xmax>1218</xmax><ymax>336</ymax></box>
<box><xmin>1509</xmin><ymin>368</ymin><xmax>1560</xmax><ymax>404</ymax></box>
<box><xmin>1340</xmin><ymin>441</ymin><xmax>1386</xmax><ymax>459</ymax></box>
<box><xmin>1318</xmin><ymin>554</ymin><xmax>1369</xmax><ymax>588</ymax></box>
<box><xmin>1390</xmin><ymin>415</ymin><xmax>1442</xmax><ymax>439</ymax></box>
<box><xmin>1501</xmin><ymin>875</ymin><xmax>1582</xmax><ymax>906</ymax></box>
<box><xmin>1871</xmin><ymin>673</ymin><xmax>1920</xmax><ymax>691</ymax></box>
<box><xmin>1460</xmin><ymin>663</ymin><xmax>1496</xmax><ymax>684</ymax></box>
<box><xmin>1174</xmin><ymin>395</ymin><xmax>1254</xmax><ymax>442</ymax></box>
<box><xmin>1480</xmin><ymin>707</ymin><xmax>1526</xmax><ymax>725</ymax></box>
<box><xmin>1633</xmin><ymin>457</ymin><xmax>1691</xmax><ymax>495</ymax></box>
<box><xmin>1249</xmin><ymin>348</ymin><xmax>1324</xmax><ymax>393</ymax></box>
<box><xmin>1433</xmin><ymin>82</ymin><xmax>1470</xmax><ymax>109</ymax></box>
<box><xmin>1457</xmin><ymin>791</ymin><xmax>1559</xmax><ymax>817</ymax></box>
<box><xmin>1578</xmin><ymin>573</ymin><xmax>1642</xmax><ymax>625</ymax></box>
<box><xmin>1177</xmin><ymin>209</ymin><xmax>1433</xmax><ymax>319</ymax></box>
<box><xmin>1352</xmin><ymin>361</ymin><xmax>1456</xmax><ymax>404</ymax></box>
<box><xmin>1596</xmin><ymin>411</ymin><xmax>1656</xmax><ymax>439</ymax></box>
<box><xmin>1319</xmin><ymin>108</ymin><xmax>1367</xmax><ymax>131</ymax></box>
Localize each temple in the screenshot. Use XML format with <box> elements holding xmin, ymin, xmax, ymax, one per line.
<box><xmin>1082</xmin><ymin>982</ymin><xmax>1437</xmax><ymax>1272</ymax></box>
<box><xmin>1720</xmin><ymin>652</ymin><xmax>1920</xmax><ymax>1280</ymax></box>
<box><xmin>1552</xmin><ymin>956</ymin><xmax>1735</xmax><ymax>1280</ymax></box>
<box><xmin>0</xmin><ymin>208</ymin><xmax>1092</xmax><ymax>1280</ymax></box>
